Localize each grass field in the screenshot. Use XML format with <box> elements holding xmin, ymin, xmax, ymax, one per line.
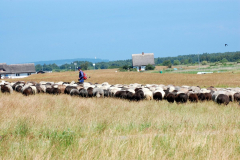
<box><xmin>1</xmin><ymin>70</ymin><xmax>240</xmax><ymax>159</ymax></box>
<box><xmin>7</xmin><ymin>68</ymin><xmax>240</xmax><ymax>87</ymax></box>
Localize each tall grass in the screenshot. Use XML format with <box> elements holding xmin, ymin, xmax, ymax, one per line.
<box><xmin>0</xmin><ymin>92</ymin><xmax>240</xmax><ymax>159</ymax></box>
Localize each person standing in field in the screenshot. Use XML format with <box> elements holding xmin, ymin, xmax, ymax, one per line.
<box><xmin>78</xmin><ymin>67</ymin><xmax>84</xmax><ymax>84</ymax></box>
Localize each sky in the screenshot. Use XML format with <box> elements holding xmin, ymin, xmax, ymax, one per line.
<box><xmin>0</xmin><ymin>0</ymin><xmax>240</xmax><ymax>64</ymax></box>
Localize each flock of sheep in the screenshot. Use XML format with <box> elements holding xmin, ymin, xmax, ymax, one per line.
<box><xmin>1</xmin><ymin>80</ymin><xmax>240</xmax><ymax>105</ymax></box>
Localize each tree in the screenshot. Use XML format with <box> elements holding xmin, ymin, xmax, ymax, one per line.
<box><xmin>145</xmin><ymin>64</ymin><xmax>155</xmax><ymax>70</ymax></box>
<box><xmin>35</xmin><ymin>64</ymin><xmax>42</xmax><ymax>71</ymax></box>
<box><xmin>80</xmin><ymin>62</ymin><xmax>89</xmax><ymax>70</ymax></box>
<box><xmin>201</xmin><ymin>61</ymin><xmax>207</xmax><ymax>65</ymax></box>
<box><xmin>188</xmin><ymin>58</ymin><xmax>193</xmax><ymax>64</ymax></box>
<box><xmin>183</xmin><ymin>59</ymin><xmax>189</xmax><ymax>64</ymax></box>
<box><xmin>122</xmin><ymin>65</ymin><xmax>129</xmax><ymax>70</ymax></box>
<box><xmin>162</xmin><ymin>60</ymin><xmax>172</xmax><ymax>66</ymax></box>
<box><xmin>173</xmin><ymin>60</ymin><xmax>180</xmax><ymax>65</ymax></box>
<box><xmin>100</xmin><ymin>63</ymin><xmax>108</xmax><ymax>69</ymax></box>
<box><xmin>221</xmin><ymin>58</ymin><xmax>228</xmax><ymax>63</ymax></box>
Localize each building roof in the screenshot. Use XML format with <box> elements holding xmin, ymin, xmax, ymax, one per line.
<box><xmin>132</xmin><ymin>53</ymin><xmax>155</xmax><ymax>66</ymax></box>
<box><xmin>0</xmin><ymin>63</ymin><xmax>36</xmax><ymax>74</ymax></box>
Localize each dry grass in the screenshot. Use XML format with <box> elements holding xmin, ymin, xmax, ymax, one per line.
<box><xmin>8</xmin><ymin>69</ymin><xmax>240</xmax><ymax>87</ymax></box>
<box><xmin>1</xmin><ymin>70</ymin><xmax>240</xmax><ymax>159</ymax></box>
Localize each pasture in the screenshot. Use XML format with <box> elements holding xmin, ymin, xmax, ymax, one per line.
<box><xmin>7</xmin><ymin>69</ymin><xmax>240</xmax><ymax>87</ymax></box>
<box><xmin>1</xmin><ymin>70</ymin><xmax>240</xmax><ymax>159</ymax></box>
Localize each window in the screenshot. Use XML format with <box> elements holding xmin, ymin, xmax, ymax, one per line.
<box><xmin>16</xmin><ymin>74</ymin><xmax>20</xmax><ymax>76</ymax></box>
<box><xmin>27</xmin><ymin>73</ymin><xmax>31</xmax><ymax>75</ymax></box>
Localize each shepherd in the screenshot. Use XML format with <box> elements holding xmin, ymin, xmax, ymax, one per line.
<box><xmin>78</xmin><ymin>67</ymin><xmax>88</xmax><ymax>84</ymax></box>
<box><xmin>78</xmin><ymin>67</ymin><xmax>84</xmax><ymax>84</ymax></box>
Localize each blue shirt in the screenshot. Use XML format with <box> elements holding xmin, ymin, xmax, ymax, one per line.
<box><xmin>79</xmin><ymin>70</ymin><xmax>84</xmax><ymax>82</ymax></box>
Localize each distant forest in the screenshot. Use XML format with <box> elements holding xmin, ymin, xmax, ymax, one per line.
<box><xmin>35</xmin><ymin>51</ymin><xmax>240</xmax><ymax>72</ymax></box>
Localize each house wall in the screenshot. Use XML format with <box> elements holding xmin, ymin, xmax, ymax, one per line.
<box><xmin>0</xmin><ymin>73</ymin><xmax>35</xmax><ymax>79</ymax></box>
<box><xmin>133</xmin><ymin>66</ymin><xmax>146</xmax><ymax>72</ymax></box>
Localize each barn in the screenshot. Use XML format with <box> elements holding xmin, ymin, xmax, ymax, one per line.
<box><xmin>132</xmin><ymin>52</ymin><xmax>155</xmax><ymax>71</ymax></box>
<box><xmin>0</xmin><ymin>63</ymin><xmax>36</xmax><ymax>79</ymax></box>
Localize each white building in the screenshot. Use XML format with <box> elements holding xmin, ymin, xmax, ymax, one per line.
<box><xmin>132</xmin><ymin>52</ymin><xmax>155</xmax><ymax>71</ymax></box>
<box><xmin>0</xmin><ymin>63</ymin><xmax>36</xmax><ymax>79</ymax></box>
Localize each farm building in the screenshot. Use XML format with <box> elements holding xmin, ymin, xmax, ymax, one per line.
<box><xmin>132</xmin><ymin>52</ymin><xmax>155</xmax><ymax>71</ymax></box>
<box><xmin>0</xmin><ymin>63</ymin><xmax>36</xmax><ymax>79</ymax></box>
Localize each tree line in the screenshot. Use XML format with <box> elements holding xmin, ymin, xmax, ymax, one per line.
<box><xmin>35</xmin><ymin>51</ymin><xmax>240</xmax><ymax>71</ymax></box>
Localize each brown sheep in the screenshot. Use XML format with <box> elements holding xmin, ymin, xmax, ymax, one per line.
<box><xmin>22</xmin><ymin>87</ymin><xmax>33</xmax><ymax>96</ymax></box>
<box><xmin>153</xmin><ymin>92</ymin><xmax>162</xmax><ymax>101</ymax></box>
<box><xmin>166</xmin><ymin>93</ymin><xmax>176</xmax><ymax>103</ymax></box>
<box><xmin>216</xmin><ymin>94</ymin><xmax>229</xmax><ymax>105</ymax></box>
<box><xmin>205</xmin><ymin>93</ymin><xmax>212</xmax><ymax>101</ymax></box>
<box><xmin>189</xmin><ymin>94</ymin><xmax>198</xmax><ymax>103</ymax></box>
<box><xmin>175</xmin><ymin>93</ymin><xmax>188</xmax><ymax>104</ymax></box>
<box><xmin>234</xmin><ymin>93</ymin><xmax>240</xmax><ymax>102</ymax></box>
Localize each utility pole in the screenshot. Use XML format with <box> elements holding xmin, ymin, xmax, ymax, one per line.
<box><xmin>74</xmin><ymin>63</ymin><xmax>77</xmax><ymax>71</ymax></box>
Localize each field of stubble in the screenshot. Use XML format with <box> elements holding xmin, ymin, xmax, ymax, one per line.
<box><xmin>1</xmin><ymin>70</ymin><xmax>240</xmax><ymax>159</ymax></box>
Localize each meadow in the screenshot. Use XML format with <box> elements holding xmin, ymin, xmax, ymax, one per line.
<box><xmin>1</xmin><ymin>70</ymin><xmax>240</xmax><ymax>159</ymax></box>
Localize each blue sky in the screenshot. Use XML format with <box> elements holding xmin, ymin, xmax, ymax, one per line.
<box><xmin>0</xmin><ymin>0</ymin><xmax>239</xmax><ymax>64</ymax></box>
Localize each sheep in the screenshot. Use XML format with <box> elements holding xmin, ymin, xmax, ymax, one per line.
<box><xmin>175</xmin><ymin>93</ymin><xmax>188</xmax><ymax>104</ymax></box>
<box><xmin>189</xmin><ymin>93</ymin><xmax>198</xmax><ymax>103</ymax></box>
<box><xmin>216</xmin><ymin>94</ymin><xmax>229</xmax><ymax>105</ymax></box>
<box><xmin>64</xmin><ymin>86</ymin><xmax>77</xmax><ymax>94</ymax></box>
<box><xmin>15</xmin><ymin>85</ymin><xmax>23</xmax><ymax>92</ymax></box>
<box><xmin>70</xmin><ymin>89</ymin><xmax>80</xmax><ymax>96</ymax></box>
<box><xmin>79</xmin><ymin>88</ymin><xmax>88</xmax><ymax>97</ymax></box>
<box><xmin>166</xmin><ymin>93</ymin><xmax>176</xmax><ymax>103</ymax></box>
<box><xmin>29</xmin><ymin>86</ymin><xmax>37</xmax><ymax>95</ymax></box>
<box><xmin>103</xmin><ymin>89</ymin><xmax>110</xmax><ymax>97</ymax></box>
<box><xmin>22</xmin><ymin>87</ymin><xmax>34</xmax><ymax>96</ymax></box>
<box><xmin>0</xmin><ymin>80</ymin><xmax>6</xmax><ymax>85</ymax></box>
<box><xmin>153</xmin><ymin>92</ymin><xmax>162</xmax><ymax>101</ymax></box>
<box><xmin>21</xmin><ymin>84</ymin><xmax>32</xmax><ymax>93</ymax></box>
<box><xmin>115</xmin><ymin>90</ymin><xmax>128</xmax><ymax>99</ymax></box>
<box><xmin>93</xmin><ymin>88</ymin><xmax>104</xmax><ymax>98</ymax></box>
<box><xmin>0</xmin><ymin>84</ymin><xmax>13</xmax><ymax>94</ymax></box>
<box><xmin>58</xmin><ymin>85</ymin><xmax>66</xmax><ymax>94</ymax></box>
<box><xmin>153</xmin><ymin>90</ymin><xmax>165</xmax><ymax>101</ymax></box>
<box><xmin>87</xmin><ymin>87</ymin><xmax>93</xmax><ymax>97</ymax></box>
<box><xmin>39</xmin><ymin>85</ymin><xmax>47</xmax><ymax>93</ymax></box>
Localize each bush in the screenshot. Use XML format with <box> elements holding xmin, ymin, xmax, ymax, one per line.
<box><xmin>119</xmin><ymin>65</ymin><xmax>137</xmax><ymax>72</ymax></box>
<box><xmin>118</xmin><ymin>68</ymin><xmax>127</xmax><ymax>72</ymax></box>
<box><xmin>129</xmin><ymin>68</ymin><xmax>137</xmax><ymax>71</ymax></box>
<box><xmin>145</xmin><ymin>64</ymin><xmax>155</xmax><ymax>70</ymax></box>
